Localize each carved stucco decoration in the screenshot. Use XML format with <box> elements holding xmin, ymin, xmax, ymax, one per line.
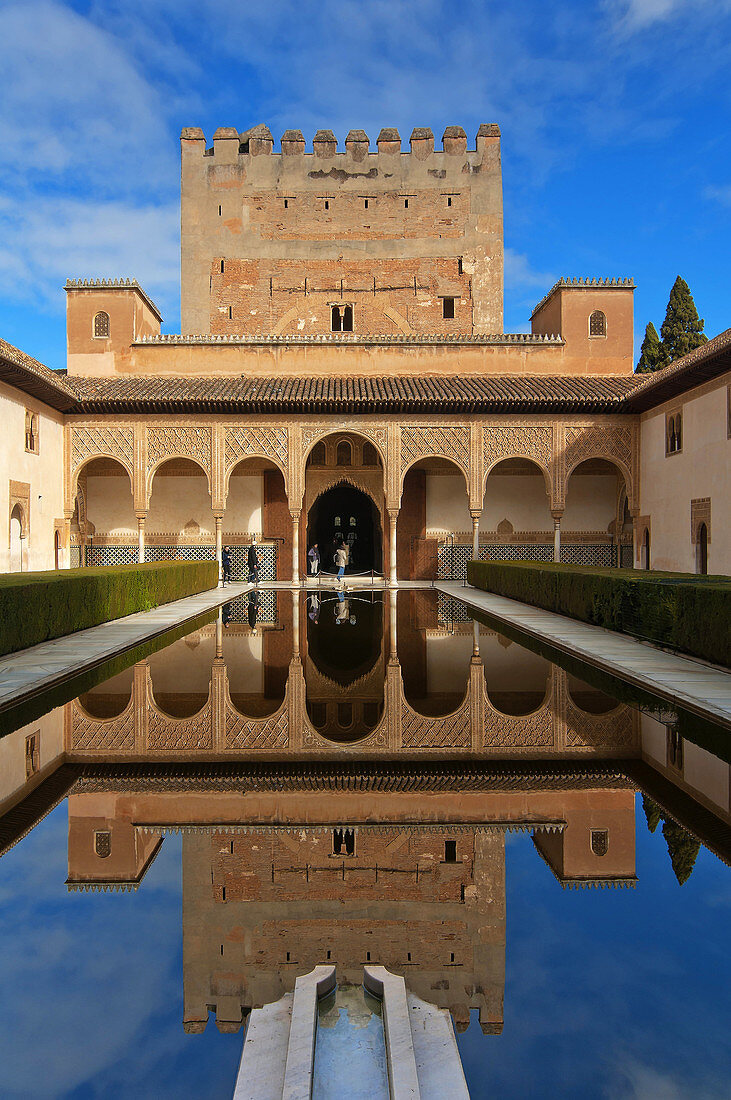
<box><xmin>483</xmin><ymin>697</ymin><xmax>555</xmax><ymax>748</ymax></box>
<box><xmin>225</xmin><ymin>426</ymin><xmax>289</xmax><ymax>478</ymax></box>
<box><xmin>302</xmin><ymin>710</ymin><xmax>389</xmax><ymax>749</ymax></box>
<box><xmin>400</xmin><ymin>698</ymin><xmax>471</xmax><ymax>749</ymax></box>
<box><xmin>399</xmin><ymin>425</ymin><xmax>470</xmax><ymax>484</ymax></box>
<box><xmin>71</xmin><ymin>699</ymin><xmax>135</xmax><ymax>752</ymax></box>
<box><xmin>146</xmin><ymin>702</ymin><xmax>214</xmax><ymax>750</ymax></box>
<box><xmin>226</xmin><ymin>705</ymin><xmax>289</xmax><ymax>749</ymax></box>
<box><xmin>561</xmin><ymin>424</ymin><xmax>635</xmax><ymax>509</ymax></box>
<box><xmin>70</xmin><ymin>425</ymin><xmax>135</xmax><ymax>486</ymax></box>
<box><xmin>564</xmin><ymin>699</ymin><xmax>637</xmax><ymax>751</ymax></box>
<box><xmin>482</xmin><ymin>425</ymin><xmax>553</xmax><ymax>488</ymax></box>
<box><xmin>146</xmin><ymin>426</ymin><xmax>212</xmax><ymax>484</ymax></box>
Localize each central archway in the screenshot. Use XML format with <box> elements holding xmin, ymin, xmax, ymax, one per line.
<box><xmin>307</xmin><ymin>483</ymin><xmax>383</xmax><ymax>575</ymax></box>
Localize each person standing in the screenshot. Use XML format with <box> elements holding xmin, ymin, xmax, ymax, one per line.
<box><xmin>247</xmin><ymin>538</ymin><xmax>259</xmax><ymax>584</ymax></box>
<box><xmin>221</xmin><ymin>545</ymin><xmax>231</xmax><ymax>586</ymax></box>
<box><xmin>334</xmin><ymin>542</ymin><xmax>347</xmax><ymax>581</ymax></box>
<box><xmin>308</xmin><ymin>542</ymin><xmax>320</xmax><ymax>576</ymax></box>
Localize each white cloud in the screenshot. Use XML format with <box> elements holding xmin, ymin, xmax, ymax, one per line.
<box><xmin>0</xmin><ymin>196</ymin><xmax>179</xmax><ymax>317</ymax></box>
<box><xmin>704</xmin><ymin>184</ymin><xmax>731</xmax><ymax>207</ymax></box>
<box><xmin>607</xmin><ymin>0</ymin><xmax>731</xmax><ymax>32</ymax></box>
<box><xmin>504</xmin><ymin>249</ymin><xmax>556</xmax><ymax>292</ymax></box>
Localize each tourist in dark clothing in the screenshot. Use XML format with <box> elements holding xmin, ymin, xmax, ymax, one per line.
<box><xmin>308</xmin><ymin>543</ymin><xmax>320</xmax><ymax>576</ymax></box>
<box><xmin>247</xmin><ymin>540</ymin><xmax>259</xmax><ymax>584</ymax></box>
<box><xmin>221</xmin><ymin>601</ymin><xmax>232</xmax><ymax>627</ymax></box>
<box><xmin>221</xmin><ymin>545</ymin><xmax>232</xmax><ymax>586</ymax></box>
<box><xmin>247</xmin><ymin>590</ymin><xmax>260</xmax><ymax>630</ymax></box>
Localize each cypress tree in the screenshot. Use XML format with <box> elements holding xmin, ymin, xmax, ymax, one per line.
<box><xmin>661</xmin><ymin>817</ymin><xmax>701</xmax><ymax>885</ymax></box>
<box><xmin>635</xmin><ymin>321</ymin><xmax>666</xmax><ymax>373</ymax></box>
<box><xmin>659</xmin><ymin>276</ymin><xmax>708</xmax><ymax>363</ymax></box>
<box><xmin>641</xmin><ymin>794</ymin><xmax>662</xmax><ymax>833</ymax></box>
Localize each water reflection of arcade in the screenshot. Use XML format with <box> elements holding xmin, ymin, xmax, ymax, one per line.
<box><xmin>68</xmin><ymin>591</ymin><xmax>639</xmax><ymax>758</ymax></box>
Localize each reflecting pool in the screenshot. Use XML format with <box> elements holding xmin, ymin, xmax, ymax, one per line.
<box><xmin>0</xmin><ymin>589</ymin><xmax>728</xmax><ymax>1098</ymax></box>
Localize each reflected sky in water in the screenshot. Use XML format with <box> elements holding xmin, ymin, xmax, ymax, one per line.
<box><xmin>0</xmin><ymin>590</ymin><xmax>728</xmax><ymax>1099</ymax></box>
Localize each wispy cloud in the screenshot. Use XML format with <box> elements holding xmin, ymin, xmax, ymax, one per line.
<box><xmin>704</xmin><ymin>184</ymin><xmax>731</xmax><ymax>208</ymax></box>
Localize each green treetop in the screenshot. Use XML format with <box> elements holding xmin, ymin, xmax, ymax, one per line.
<box><xmin>635</xmin><ymin>321</ymin><xmax>666</xmax><ymax>374</ymax></box>
<box><xmin>660</xmin><ymin>276</ymin><xmax>708</xmax><ymax>362</ymax></box>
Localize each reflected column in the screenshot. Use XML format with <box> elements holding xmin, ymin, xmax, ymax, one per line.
<box><xmin>136</xmin><ymin>511</ymin><xmax>147</xmax><ymax>564</ymax></box>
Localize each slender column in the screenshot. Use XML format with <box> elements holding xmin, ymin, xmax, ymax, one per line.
<box><xmin>290</xmin><ymin>510</ymin><xmax>301</xmax><ymax>585</ymax></box>
<box><xmin>551</xmin><ymin>511</ymin><xmax>562</xmax><ymax>564</ymax></box>
<box><xmin>388</xmin><ymin>508</ymin><xmax>399</xmax><ymax>585</ymax></box>
<box><xmin>214</xmin><ymin>514</ymin><xmax>223</xmax><ymax>579</ymax></box>
<box><xmin>215</xmin><ymin>610</ymin><xmax>223</xmax><ymax>659</ymax></box>
<box><xmin>136</xmin><ymin>512</ymin><xmax>146</xmax><ymax>564</ymax></box>
<box><xmin>388</xmin><ymin>588</ymin><xmax>398</xmax><ymax>660</ymax></box>
<box><xmin>63</xmin><ymin>512</ymin><xmax>73</xmax><ymax>569</ymax></box>
<box><xmin>470</xmin><ymin>510</ymin><xmax>481</xmax><ymax>560</ymax></box>
<box><xmin>473</xmin><ymin>618</ymin><xmax>480</xmax><ymax>657</ymax></box>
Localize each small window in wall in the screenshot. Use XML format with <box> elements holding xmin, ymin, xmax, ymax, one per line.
<box><xmin>447</xmin><ymin>195</ymin><xmax>452</xmax><ymax>207</ymax></box>
<box><xmin>333</xmin><ymin>828</ymin><xmax>356</xmax><ymax>856</ymax></box>
<box><xmin>364</xmin><ymin>198</ymin><xmax>369</xmax><ymax>209</ymax></box>
<box><xmin>218</xmin><ymin>205</ymin><xmax>222</xmax><ymax>216</ymax></box>
<box><xmin>667</xmin><ymin>728</ymin><xmax>684</xmax><ymax>771</ymax></box>
<box><xmin>443</xmin><ymin>297</ymin><xmax>455</xmax><ymax>320</ymax></box>
<box><xmin>324</xmin><ymin>200</ymin><xmax>329</xmax><ymax>211</ymax></box>
<box><xmin>93</xmin><ymin>311</ymin><xmax>110</xmax><ymax>338</ymax></box>
<box><xmin>220</xmin><ymin>259</ymin><xmax>225</xmax><ymax>273</ymax></box>
<box><xmin>336</xmin><ymin>440</ymin><xmax>352</xmax><ymax>466</ymax></box>
<box><xmin>589</xmin><ymin>310</ymin><xmax>607</xmax><ymax>337</ymax></box>
<box><xmin>228</xmin><ymin>306</ymin><xmax>233</xmax><ymax>320</ymax></box>
<box><xmin>666</xmin><ymin>412</ymin><xmax>683</xmax><ymax>455</ymax></box>
<box><xmin>404</xmin><ymin>198</ymin><xmax>409</xmax><ymax>209</ymax></box>
<box><xmin>331</xmin><ymin>305</ymin><xmax>354</xmax><ymax>333</ymax></box>
<box><xmin>591</xmin><ymin>829</ymin><xmax>609</xmax><ymax>857</ymax></box>
<box><xmin>444</xmin><ymin>840</ymin><xmax>457</xmax><ymax>863</ymax></box>
<box><xmin>284</xmin><ymin>199</ymin><xmax>288</xmax><ymax>209</ymax></box>
<box><xmin>25</xmin><ymin>733</ymin><xmax>39</xmax><ymax>778</ymax></box>
<box><xmin>94</xmin><ymin>830</ymin><xmax>112</xmax><ymax>858</ymax></box>
<box><xmin>311</xmin><ymin>441</ymin><xmax>326</xmax><ymax>465</ymax></box>
<box><xmin>24</xmin><ymin>411</ymin><xmax>38</xmax><ymax>454</ymax></box>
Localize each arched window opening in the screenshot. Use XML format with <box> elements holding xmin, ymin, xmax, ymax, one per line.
<box><xmin>642</xmin><ymin>527</ymin><xmax>650</xmax><ymax>571</ymax></box>
<box><xmin>337</xmin><ymin>702</ymin><xmax>353</xmax><ymax>727</ymax></box>
<box><xmin>342</xmin><ymin>305</ymin><xmax>353</xmax><ymax>331</ymax></box>
<box><xmin>362</xmin><ymin>441</ymin><xmax>378</xmax><ymax>466</ymax></box>
<box><xmin>310</xmin><ymin>441</ymin><xmax>326</xmax><ymax>465</ymax></box>
<box><xmin>676</xmin><ymin>412</ymin><xmax>682</xmax><ymax>450</ymax></box>
<box><xmin>589</xmin><ymin>310</ymin><xmax>606</xmax><ymax>337</ymax></box>
<box><xmin>696</xmin><ymin>522</ymin><xmax>708</xmax><ymax>575</ymax></box>
<box><xmin>331</xmin><ymin>305</ymin><xmax>342</xmax><ymax>332</ymax></box>
<box><xmin>666</xmin><ymin>413</ymin><xmax>682</xmax><ymax>455</ymax></box>
<box><xmin>333</xmin><ymin>828</ymin><xmax>356</xmax><ymax>856</ymax></box>
<box><xmin>25</xmin><ymin>411</ymin><xmax>38</xmax><ymax>453</ymax></box>
<box><xmin>336</xmin><ymin>440</ymin><xmax>352</xmax><ymax>466</ymax></box>
<box><xmin>54</xmin><ymin>529</ymin><xmax>61</xmax><ymax>569</ymax></box>
<box><xmin>93</xmin><ymin>311</ymin><xmax>110</xmax><ymax>338</ymax></box>
<box><xmin>9</xmin><ymin>503</ymin><xmax>24</xmax><ymax>573</ymax></box>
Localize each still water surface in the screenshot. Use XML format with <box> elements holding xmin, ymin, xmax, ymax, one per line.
<box><xmin>0</xmin><ymin>590</ymin><xmax>728</xmax><ymax>1099</ymax></box>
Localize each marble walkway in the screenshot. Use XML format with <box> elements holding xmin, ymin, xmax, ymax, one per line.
<box><xmin>438</xmin><ymin>581</ymin><xmax>731</xmax><ymax>731</ymax></box>
<box><xmin>0</xmin><ymin>581</ymin><xmax>252</xmax><ymax>713</ymax></box>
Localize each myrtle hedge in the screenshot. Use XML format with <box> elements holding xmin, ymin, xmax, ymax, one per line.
<box><xmin>0</xmin><ymin>560</ymin><xmax>218</xmax><ymax>657</ymax></box>
<box><xmin>466</xmin><ymin>561</ymin><xmax>730</xmax><ymax>667</ymax></box>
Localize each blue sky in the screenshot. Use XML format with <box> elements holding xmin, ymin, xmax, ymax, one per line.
<box><xmin>0</xmin><ymin>798</ymin><xmax>728</xmax><ymax>1098</ymax></box>
<box><xmin>0</xmin><ymin>0</ymin><xmax>729</xmax><ymax>371</ymax></box>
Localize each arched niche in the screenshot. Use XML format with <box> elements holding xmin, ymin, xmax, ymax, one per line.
<box><xmin>397</xmin><ymin>456</ymin><xmax>469</xmax><ymax>581</ymax></box>
<box><xmin>75</xmin><ymin>456</ymin><xmax>136</xmax><ymax>552</ymax></box>
<box><xmin>148</xmin><ymin>635</ymin><xmax>216</xmax><ymax>718</ymax></box>
<box><xmin>78</xmin><ymin>665</ymin><xmax>134</xmax><ymax>719</ymax></box>
<box><xmin>147</xmin><ymin>457</ymin><xmax>214</xmax><ymax>549</ymax></box>
<box><xmin>567</xmin><ymin>674</ymin><xmax>618</xmax><ymax>715</ymax></box>
<box><xmin>481</xmin><ymin>458</ymin><xmax>552</xmax><ymax>547</ymax></box>
<box><xmin>482</xmin><ymin>633</ymin><xmax>551</xmax><ymax>716</ymax></box>
<box><xmin>563</xmin><ymin>458</ymin><xmax>628</xmax><ymax>567</ymax></box>
<box><xmin>9</xmin><ymin>503</ymin><xmax>24</xmax><ymax>572</ymax></box>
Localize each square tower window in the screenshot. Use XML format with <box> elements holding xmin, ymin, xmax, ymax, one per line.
<box><xmin>443</xmin><ymin>297</ymin><xmax>455</xmax><ymax>320</ymax></box>
<box><xmin>444</xmin><ymin>840</ymin><xmax>457</xmax><ymax>863</ymax></box>
<box><xmin>589</xmin><ymin>309</ymin><xmax>607</xmax><ymax>337</ymax></box>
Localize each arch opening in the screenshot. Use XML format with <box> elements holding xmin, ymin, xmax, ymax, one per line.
<box><xmin>225</xmin><ymin>457</ymin><xmax>289</xmax><ymax>582</ymax></box>
<box><xmin>397</xmin><ymin>456</ymin><xmax>469</xmax><ymax>580</ymax></box>
<box><xmin>564</xmin><ymin>458</ymin><xmax>629</xmax><ymax>568</ymax></box>
<box><xmin>307</xmin><ymin>484</ymin><xmax>382</xmax><ymax>575</ymax></box>
<box><xmin>75</xmin><ymin>456</ymin><xmax>135</xmax><ymax>567</ymax></box>
<box><xmin>9</xmin><ymin>503</ymin><xmax>24</xmax><ymax>573</ymax></box>
<box><xmin>696</xmin><ymin>522</ymin><xmax>708</xmax><ymax>575</ymax></box>
<box><xmin>79</xmin><ymin>666</ymin><xmax>134</xmax><ymax>719</ymax></box>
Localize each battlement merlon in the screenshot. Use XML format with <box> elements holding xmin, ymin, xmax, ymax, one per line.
<box><xmin>180</xmin><ymin>123</ymin><xmax>501</xmax><ymax>167</ymax></box>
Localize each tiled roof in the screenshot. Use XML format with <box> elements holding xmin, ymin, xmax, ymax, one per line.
<box><xmin>66</xmin><ymin>373</ymin><xmax>638</xmax><ymax>413</ymax></box>
<box><xmin>0</xmin><ymin>338</ymin><xmax>76</xmax><ymax>411</ymax></box>
<box><xmin>623</xmin><ymin>327</ymin><xmax>731</xmax><ymax>411</ymax></box>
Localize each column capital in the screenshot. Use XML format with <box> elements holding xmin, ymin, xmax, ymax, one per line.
<box><xmin>135</xmin><ymin>510</ymin><xmax>147</xmax><ymax>523</ymax></box>
<box><xmin>550</xmin><ymin>509</ymin><xmax>564</xmax><ymax>522</ymax></box>
<box><xmin>470</xmin><ymin>510</ymin><xmax>481</xmax><ymax>523</ymax></box>
<box><xmin>289</xmin><ymin>509</ymin><xmax>301</xmax><ymax>522</ymax></box>
<box><xmin>213</xmin><ymin>512</ymin><xmax>224</xmax><ymax>522</ymax></box>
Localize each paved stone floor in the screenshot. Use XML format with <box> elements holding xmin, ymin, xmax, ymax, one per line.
<box><xmin>438</xmin><ymin>581</ymin><xmax>731</xmax><ymax>731</ymax></box>
<box><xmin>0</xmin><ymin>582</ymin><xmax>252</xmax><ymax>713</ymax></box>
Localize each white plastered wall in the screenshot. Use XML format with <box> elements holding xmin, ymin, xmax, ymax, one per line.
<box><xmin>481</xmin><ymin>473</ymin><xmax>553</xmax><ymax>531</ymax></box>
<box><xmin>639</xmin><ymin>374</ymin><xmax>730</xmax><ymax>573</ymax></box>
<box><xmin>147</xmin><ymin>474</ymin><xmax>215</xmax><ymax>537</ymax></box>
<box><xmin>641</xmin><ymin>713</ymin><xmax>730</xmax><ymax>817</ymax></box>
<box><xmin>479</xmin><ymin>634</ymin><xmax>551</xmax><ymax>693</ymax></box>
<box><xmin>85</xmin><ymin>474</ymin><xmax>136</xmax><ymax>535</ymax></box>
<box><xmin>0</xmin><ymin>380</ymin><xmax>65</xmax><ymax>572</ymax></box>
<box><xmin>223</xmin><ymin>474</ymin><xmax>263</xmax><ymax>535</ymax></box>
<box><xmin>0</xmin><ymin>707</ymin><xmax>65</xmax><ymax>809</ymax></box>
<box><xmin>562</xmin><ymin>474</ymin><xmax>619</xmax><ymax>532</ymax></box>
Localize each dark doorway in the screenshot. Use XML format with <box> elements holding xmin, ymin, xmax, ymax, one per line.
<box><xmin>696</xmin><ymin>523</ymin><xmax>708</xmax><ymax>575</ymax></box>
<box><xmin>307</xmin><ymin>484</ymin><xmax>382</xmax><ymax>575</ymax></box>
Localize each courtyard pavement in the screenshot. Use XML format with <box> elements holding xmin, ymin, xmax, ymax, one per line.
<box><xmin>0</xmin><ymin>581</ymin><xmax>252</xmax><ymax>714</ymax></box>
<box><xmin>438</xmin><ymin>581</ymin><xmax>731</xmax><ymax>732</ymax></box>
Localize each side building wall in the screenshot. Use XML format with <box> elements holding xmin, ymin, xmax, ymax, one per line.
<box><xmin>0</xmin><ymin>380</ymin><xmax>66</xmax><ymax>572</ymax></box>
<box><xmin>638</xmin><ymin>373</ymin><xmax>730</xmax><ymax>573</ymax></box>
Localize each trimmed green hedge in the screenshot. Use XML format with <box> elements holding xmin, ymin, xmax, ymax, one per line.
<box><xmin>466</xmin><ymin>561</ymin><xmax>731</xmax><ymax>667</ymax></box>
<box><xmin>0</xmin><ymin>560</ymin><xmax>218</xmax><ymax>658</ymax></box>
